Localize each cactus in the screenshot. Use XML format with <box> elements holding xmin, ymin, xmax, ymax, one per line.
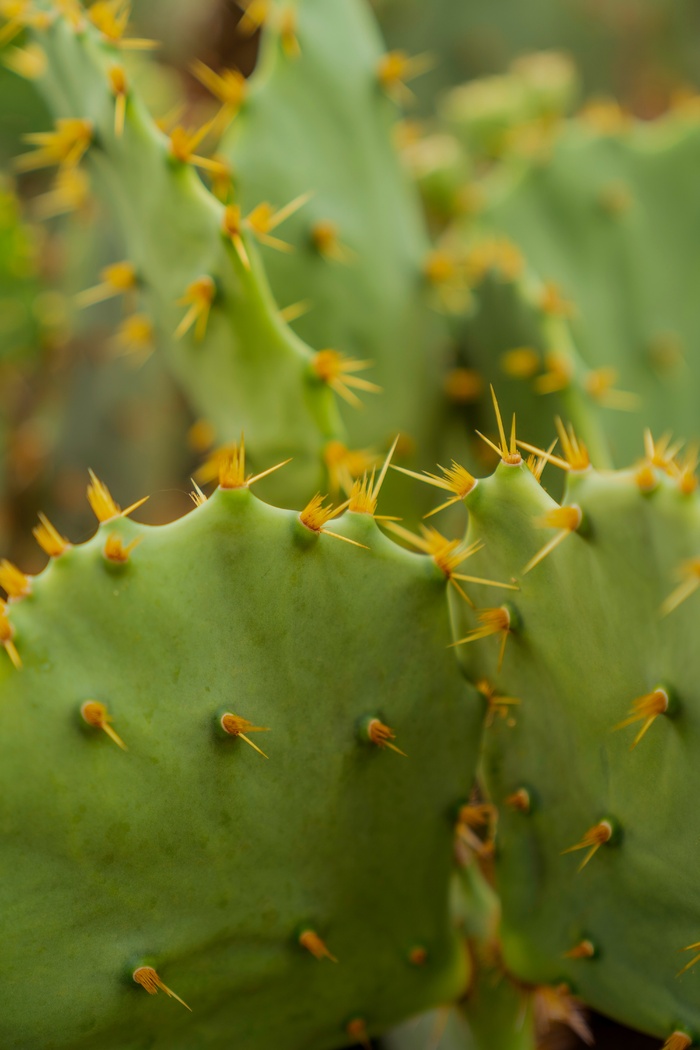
<box><xmin>438</xmin><ymin>408</ymin><xmax>700</xmax><ymax>1046</ymax></box>
<box><xmin>6</xmin><ymin>2</ymin><xmax>700</xmax><ymax>1049</ymax></box>
<box><xmin>17</xmin><ymin>2</ymin><xmax>340</xmax><ymax>501</ymax></box>
<box><xmin>17</xmin><ymin>0</ymin><xmax>463</xmax><ymax>510</ymax></box>
<box><xmin>440</xmin><ymin>51</ymin><xmax>578</xmax><ymax>162</ymax></box>
<box><xmin>399</xmin><ymin>66</ymin><xmax>700</xmax><ymax>476</ymax></box>
<box><xmin>448</xmin><ymin>237</ymin><xmax>614</xmax><ymax>472</ymax></box>
<box><xmin>0</xmin><ymin>460</ymin><xmax>481</xmax><ymax>1049</ymax></box>
<box><xmin>464</xmin><ymin>102</ymin><xmax>700</xmax><ymax>465</ymax></box>
<box><xmin>221</xmin><ymin>0</ymin><xmax>454</xmax><ymax>484</ymax></box>
<box><xmin>428</xmin><ymin>94</ymin><xmax>700</xmax><ymax>478</ymax></box>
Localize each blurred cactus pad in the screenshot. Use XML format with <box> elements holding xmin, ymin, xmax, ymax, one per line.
<box><xmin>458</xmin><ymin>99</ymin><xmax>700</xmax><ymax>464</ymax></box>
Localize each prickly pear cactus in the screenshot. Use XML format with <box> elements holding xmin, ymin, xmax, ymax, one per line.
<box><xmin>444</xmin><ymin>417</ymin><xmax>700</xmax><ymax>1047</ymax></box>
<box><xmin>7</xmin><ymin>3</ymin><xmax>700</xmax><ymax>1049</ymax></box>
<box><xmin>0</xmin><ymin>463</ymin><xmax>479</xmax><ymax>1050</ymax></box>
<box><xmin>463</xmin><ymin>104</ymin><xmax>700</xmax><ymax>464</ymax></box>
<box><xmin>223</xmin><ymin>0</ymin><xmax>454</xmax><ymax>472</ymax></box>
<box><xmin>21</xmin><ymin>2</ymin><xmax>342</xmax><ymax>501</ymax></box>
<box><xmin>20</xmin><ymin>0</ymin><xmax>464</xmax><ymax>510</ymax></box>
<box><xmin>440</xmin><ymin>51</ymin><xmax>578</xmax><ymax>162</ymax></box>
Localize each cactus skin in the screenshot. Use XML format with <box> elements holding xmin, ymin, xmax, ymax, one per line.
<box><xmin>26</xmin><ymin>5</ymin><xmax>343</xmax><ymax>502</ymax></box>
<box><xmin>26</xmin><ymin>0</ymin><xmax>462</xmax><ymax>511</ymax></box>
<box><xmin>0</xmin><ymin>479</ymin><xmax>479</xmax><ymax>1049</ymax></box>
<box><xmin>468</xmin><ymin>107</ymin><xmax>700</xmax><ymax>463</ymax></box>
<box><xmin>222</xmin><ymin>0</ymin><xmax>453</xmax><ymax>474</ymax></box>
<box><xmin>445</xmin><ymin>445</ymin><xmax>700</xmax><ymax>1044</ymax></box>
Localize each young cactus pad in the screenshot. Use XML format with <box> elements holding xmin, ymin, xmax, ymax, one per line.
<box><xmin>23</xmin><ymin>0</ymin><xmax>461</xmax><ymax>508</ymax></box>
<box><xmin>0</xmin><ymin>472</ymin><xmax>479</xmax><ymax>1049</ymax></box>
<box><xmin>223</xmin><ymin>0</ymin><xmax>452</xmax><ymax>464</ymax></box>
<box><xmin>470</xmin><ymin>107</ymin><xmax>700</xmax><ymax>463</ymax></box>
<box><xmin>449</xmin><ymin>436</ymin><xmax>700</xmax><ymax>1045</ymax></box>
<box><xmin>23</xmin><ymin>3</ymin><xmax>342</xmax><ymax>501</ymax></box>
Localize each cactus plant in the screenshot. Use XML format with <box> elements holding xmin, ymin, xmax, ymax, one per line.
<box><xmin>462</xmin><ymin>102</ymin><xmax>700</xmax><ymax>465</ymax></box>
<box><xmin>221</xmin><ymin>0</ymin><xmax>454</xmax><ymax>478</ymax></box>
<box><xmin>16</xmin><ymin>1</ymin><xmax>339</xmax><ymax>502</ymax></box>
<box><xmin>411</xmin><ymin>78</ymin><xmax>700</xmax><ymax>478</ymax></box>
<box><xmin>440</xmin><ymin>410</ymin><xmax>700</xmax><ymax>1047</ymax></box>
<box><xmin>5</xmin><ymin>2</ymin><xmax>700</xmax><ymax>1049</ymax></box>
<box><xmin>0</xmin><ymin>460</ymin><xmax>481</xmax><ymax>1049</ymax></box>
<box><xmin>16</xmin><ymin>0</ymin><xmax>465</xmax><ymax>511</ymax></box>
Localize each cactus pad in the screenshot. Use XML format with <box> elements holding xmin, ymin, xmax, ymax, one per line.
<box><xmin>448</xmin><ymin>430</ymin><xmax>700</xmax><ymax>1045</ymax></box>
<box><xmin>471</xmin><ymin>108</ymin><xmax>700</xmax><ymax>463</ymax></box>
<box><xmin>223</xmin><ymin>0</ymin><xmax>453</xmax><ymax>469</ymax></box>
<box><xmin>0</xmin><ymin>469</ymin><xmax>478</xmax><ymax>1049</ymax></box>
<box><xmin>25</xmin><ymin>4</ymin><xmax>343</xmax><ymax>501</ymax></box>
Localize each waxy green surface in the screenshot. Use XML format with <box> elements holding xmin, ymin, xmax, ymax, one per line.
<box><xmin>222</xmin><ymin>0</ymin><xmax>456</xmax><ymax>493</ymax></box>
<box><xmin>452</xmin><ymin>460</ymin><xmax>700</xmax><ymax>1040</ymax></box>
<box><xmin>0</xmin><ymin>486</ymin><xmax>479</xmax><ymax>1048</ymax></box>
<box><xmin>476</xmin><ymin>113</ymin><xmax>700</xmax><ymax>464</ymax></box>
<box><xmin>30</xmin><ymin>7</ymin><xmax>342</xmax><ymax>502</ymax></box>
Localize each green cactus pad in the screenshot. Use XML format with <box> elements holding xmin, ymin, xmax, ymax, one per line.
<box><xmin>440</xmin><ymin>51</ymin><xmax>578</xmax><ymax>162</ymax></box>
<box><xmin>26</xmin><ymin>4</ymin><xmax>343</xmax><ymax>501</ymax></box>
<box><xmin>221</xmin><ymin>0</ymin><xmax>455</xmax><ymax>483</ymax></box>
<box><xmin>0</xmin><ymin>476</ymin><xmax>479</xmax><ymax>1049</ymax></box>
<box><xmin>471</xmin><ymin>107</ymin><xmax>700</xmax><ymax>464</ymax></box>
<box><xmin>447</xmin><ymin>443</ymin><xmax>700</xmax><ymax>1043</ymax></box>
